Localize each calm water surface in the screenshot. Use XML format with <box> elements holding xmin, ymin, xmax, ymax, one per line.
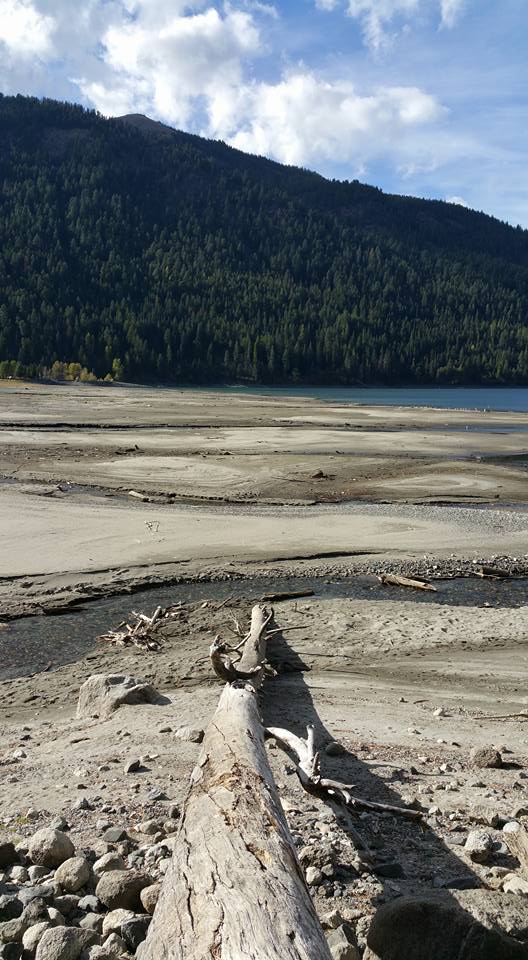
<box><xmin>175</xmin><ymin>385</ymin><xmax>528</xmax><ymax>413</ymax></box>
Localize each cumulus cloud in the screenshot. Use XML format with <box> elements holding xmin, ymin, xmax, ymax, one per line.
<box><xmin>0</xmin><ymin>0</ymin><xmax>55</xmax><ymax>56</ymax></box>
<box><xmin>211</xmin><ymin>72</ymin><xmax>445</xmax><ymax>168</ymax></box>
<box><xmin>320</xmin><ymin>0</ymin><xmax>467</xmax><ymax>50</ymax></box>
<box><xmin>80</xmin><ymin>5</ymin><xmax>261</xmax><ymax>126</ymax></box>
<box><xmin>446</xmin><ymin>194</ymin><xmax>469</xmax><ymax>206</ymax></box>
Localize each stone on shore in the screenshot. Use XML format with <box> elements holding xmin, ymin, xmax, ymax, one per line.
<box><xmin>27</xmin><ymin>830</ymin><xmax>75</xmax><ymax>869</ymax></box>
<box><xmin>77</xmin><ymin>675</ymin><xmax>164</xmax><ymax>720</ymax></box>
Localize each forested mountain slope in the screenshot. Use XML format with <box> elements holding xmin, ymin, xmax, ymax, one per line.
<box><xmin>1</xmin><ymin>94</ymin><xmax>527</xmax><ymax>384</ymax></box>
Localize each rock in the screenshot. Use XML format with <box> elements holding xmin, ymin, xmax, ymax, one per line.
<box><xmin>73</xmin><ymin>798</ymin><xmax>93</xmax><ymax>812</ymax></box>
<box><xmin>22</xmin><ymin>922</ymin><xmax>52</xmax><ymax>954</ymax></box>
<box><xmin>503</xmin><ymin>875</ymin><xmax>528</xmax><ymax>897</ymax></box>
<box><xmin>363</xmin><ymin>893</ymin><xmax>528</xmax><ymax>960</ymax></box>
<box><xmin>124</xmin><ymin>760</ymin><xmax>140</xmax><ymax>775</ymax></box>
<box><xmin>101</xmin><ymin>910</ymin><xmax>134</xmax><ymax>938</ymax></box>
<box><xmin>121</xmin><ymin>915</ymin><xmax>150</xmax><ymax>951</ymax></box>
<box><xmin>77</xmin><ymin>675</ymin><xmax>165</xmax><ymax>719</ymax></box>
<box><xmin>465</xmin><ymin>831</ymin><xmax>495</xmax><ymax>864</ymax></box>
<box><xmin>95</xmin><ymin>871</ymin><xmax>151</xmax><ymax>911</ymax></box>
<box><xmin>305</xmin><ymin>867</ymin><xmax>323</xmax><ymax>886</ymax></box>
<box><xmin>46</xmin><ymin>909</ymin><xmax>65</xmax><ymax>927</ymax></box>
<box><xmin>139</xmin><ymin>821</ymin><xmax>163</xmax><ymax>836</ymax></box>
<box><xmin>470</xmin><ymin>746</ymin><xmax>503</xmax><ymax>769</ymax></box>
<box><xmin>53</xmin><ymin>896</ymin><xmax>79</xmax><ymax>916</ymax></box>
<box><xmin>0</xmin><ymin>845</ymin><xmax>17</xmax><ymax>870</ymax></box>
<box><xmin>327</xmin><ymin>923</ymin><xmax>360</xmax><ymax>960</ymax></box>
<box><xmin>468</xmin><ymin>804</ymin><xmax>503</xmax><ymax>829</ymax></box>
<box><xmin>79</xmin><ymin>915</ymin><xmax>104</xmax><ymax>934</ymax></box>
<box><xmin>8</xmin><ymin>867</ymin><xmax>27</xmax><ymax>884</ymax></box>
<box><xmin>325</xmin><ymin>742</ymin><xmax>346</xmax><ymax>757</ymax></box>
<box><xmin>93</xmin><ymin>854</ymin><xmax>125</xmax><ymax>878</ymax></box>
<box><xmin>101</xmin><ymin>933</ymin><xmax>127</xmax><ymax>958</ymax></box>
<box><xmin>34</xmin><ymin>927</ymin><xmax>84</xmax><ymax>960</ymax></box>
<box><xmin>102</xmin><ymin>829</ymin><xmax>127</xmax><ymax>845</ymax></box>
<box><xmin>27</xmin><ymin>830</ymin><xmax>75</xmax><ymax>869</ymax></box>
<box><xmin>139</xmin><ymin>884</ymin><xmax>159</xmax><ymax>915</ymax></box>
<box><xmin>174</xmin><ymin>727</ymin><xmax>204</xmax><ymax>743</ymax></box>
<box><xmin>16</xmin><ymin>889</ymin><xmax>54</xmax><ymax>909</ymax></box>
<box><xmin>77</xmin><ymin>897</ymin><xmax>100</xmax><ymax>913</ymax></box>
<box><xmin>54</xmin><ymin>858</ymin><xmax>91</xmax><ymax>893</ymax></box>
<box><xmin>49</xmin><ymin>818</ymin><xmax>69</xmax><ymax>833</ymax></box>
<box><xmin>28</xmin><ymin>867</ymin><xmax>50</xmax><ymax>883</ymax></box>
<box><xmin>0</xmin><ymin>916</ymin><xmax>26</xmax><ymax>944</ymax></box>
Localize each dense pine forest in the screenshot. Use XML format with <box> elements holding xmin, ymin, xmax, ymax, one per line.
<box><xmin>1</xmin><ymin>94</ymin><xmax>528</xmax><ymax>385</ymax></box>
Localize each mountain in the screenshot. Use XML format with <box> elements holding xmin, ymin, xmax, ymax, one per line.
<box><xmin>0</xmin><ymin>93</ymin><xmax>527</xmax><ymax>385</ymax></box>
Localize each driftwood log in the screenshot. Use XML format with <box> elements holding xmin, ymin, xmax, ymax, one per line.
<box><xmin>139</xmin><ymin>604</ymin><xmax>332</xmax><ymax>960</ymax></box>
<box><xmin>378</xmin><ymin>573</ymin><xmax>436</xmax><ymax>592</ymax></box>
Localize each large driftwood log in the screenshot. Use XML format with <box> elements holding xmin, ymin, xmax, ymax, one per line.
<box><xmin>139</xmin><ymin>605</ymin><xmax>332</xmax><ymax>960</ymax></box>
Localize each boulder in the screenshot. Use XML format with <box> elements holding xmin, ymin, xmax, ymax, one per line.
<box><xmin>465</xmin><ymin>831</ymin><xmax>495</xmax><ymax>864</ymax></box>
<box><xmin>77</xmin><ymin>675</ymin><xmax>165</xmax><ymax>720</ymax></box>
<box><xmin>121</xmin><ymin>915</ymin><xmax>150</xmax><ymax>951</ymax></box>
<box><xmin>470</xmin><ymin>746</ymin><xmax>503</xmax><ymax>769</ymax></box>
<box><xmin>101</xmin><ymin>910</ymin><xmax>134</xmax><ymax>939</ymax></box>
<box><xmin>327</xmin><ymin>923</ymin><xmax>360</xmax><ymax>960</ymax></box>
<box><xmin>504</xmin><ymin>876</ymin><xmax>528</xmax><ymax>897</ymax></box>
<box><xmin>95</xmin><ymin>871</ymin><xmax>151</xmax><ymax>911</ymax></box>
<box><xmin>27</xmin><ymin>830</ymin><xmax>75</xmax><ymax>869</ymax></box>
<box><xmin>139</xmin><ymin>884</ymin><xmax>159</xmax><ymax>915</ymax></box>
<box><xmin>34</xmin><ymin>927</ymin><xmax>84</xmax><ymax>960</ymax></box>
<box><xmin>54</xmin><ymin>858</ymin><xmax>91</xmax><ymax>893</ymax></box>
<box><xmin>174</xmin><ymin>727</ymin><xmax>204</xmax><ymax>743</ymax></box>
<box><xmin>364</xmin><ymin>893</ymin><xmax>528</xmax><ymax>959</ymax></box>
<box><xmin>93</xmin><ymin>854</ymin><xmax>125</xmax><ymax>878</ymax></box>
<box><xmin>101</xmin><ymin>933</ymin><xmax>127</xmax><ymax>957</ymax></box>
<box><xmin>22</xmin><ymin>922</ymin><xmax>52</xmax><ymax>954</ymax></box>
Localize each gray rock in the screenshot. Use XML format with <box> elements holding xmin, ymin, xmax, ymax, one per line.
<box><xmin>305</xmin><ymin>866</ymin><xmax>323</xmax><ymax>886</ymax></box>
<box><xmin>16</xmin><ymin>888</ymin><xmax>55</xmax><ymax>909</ymax></box>
<box><xmin>102</xmin><ymin>829</ymin><xmax>127</xmax><ymax>845</ymax></box>
<box><xmin>139</xmin><ymin>821</ymin><xmax>163</xmax><ymax>836</ymax></box>
<box><xmin>124</xmin><ymin>760</ymin><xmax>141</xmax><ymax>774</ymax></box>
<box><xmin>35</xmin><ymin>927</ymin><xmax>84</xmax><ymax>960</ymax></box>
<box><xmin>101</xmin><ymin>933</ymin><xmax>127</xmax><ymax>957</ymax></box>
<box><xmin>92</xmin><ymin>854</ymin><xmax>125</xmax><ymax>878</ymax></box>
<box><xmin>174</xmin><ymin>727</ymin><xmax>204</xmax><ymax>743</ymax></box>
<box><xmin>139</xmin><ymin>884</ymin><xmax>159</xmax><ymax>915</ymax></box>
<box><xmin>77</xmin><ymin>675</ymin><xmax>165</xmax><ymax>720</ymax></box>
<box><xmin>28</xmin><ymin>830</ymin><xmax>75</xmax><ymax>869</ymax></box>
<box><xmin>54</xmin><ymin>858</ymin><xmax>91</xmax><ymax>894</ymax></box>
<box><xmin>46</xmin><ymin>909</ymin><xmax>65</xmax><ymax>927</ymax></box>
<box><xmin>364</xmin><ymin>893</ymin><xmax>528</xmax><ymax>960</ymax></box>
<box><xmin>101</xmin><ymin>910</ymin><xmax>134</xmax><ymax>938</ymax></box>
<box><xmin>28</xmin><ymin>867</ymin><xmax>50</xmax><ymax>883</ymax></box>
<box><xmin>325</xmin><ymin>742</ymin><xmax>346</xmax><ymax>757</ymax></box>
<box><xmin>8</xmin><ymin>867</ymin><xmax>27</xmax><ymax>884</ymax></box>
<box><xmin>53</xmin><ymin>896</ymin><xmax>79</xmax><ymax>916</ymax></box>
<box><xmin>465</xmin><ymin>831</ymin><xmax>495</xmax><ymax>864</ymax></box>
<box><xmin>77</xmin><ymin>897</ymin><xmax>100</xmax><ymax>913</ymax></box>
<box><xmin>95</xmin><ymin>871</ymin><xmax>151</xmax><ymax>911</ymax></box>
<box><xmin>470</xmin><ymin>746</ymin><xmax>503</xmax><ymax>769</ymax></box>
<box><xmin>49</xmin><ymin>819</ymin><xmax>69</xmax><ymax>833</ymax></box>
<box><xmin>121</xmin><ymin>915</ymin><xmax>151</xmax><ymax>951</ymax></box>
<box><xmin>73</xmin><ymin>798</ymin><xmax>93</xmax><ymax>812</ymax></box>
<box><xmin>0</xmin><ymin>846</ymin><xmax>17</xmax><ymax>870</ymax></box>
<box><xmin>22</xmin><ymin>921</ymin><xmax>52</xmax><ymax>954</ymax></box>
<box><xmin>79</xmin><ymin>915</ymin><xmax>104</xmax><ymax>934</ymax></box>
<box><xmin>327</xmin><ymin>924</ymin><xmax>360</xmax><ymax>960</ymax></box>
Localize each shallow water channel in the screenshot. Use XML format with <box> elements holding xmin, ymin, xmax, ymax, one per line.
<box><xmin>1</xmin><ymin>574</ymin><xmax>527</xmax><ymax>681</ymax></box>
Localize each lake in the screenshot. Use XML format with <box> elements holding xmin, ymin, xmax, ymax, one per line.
<box><xmin>179</xmin><ymin>385</ymin><xmax>528</xmax><ymax>412</ymax></box>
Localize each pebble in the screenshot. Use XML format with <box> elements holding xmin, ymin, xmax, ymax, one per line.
<box><xmin>470</xmin><ymin>746</ymin><xmax>503</xmax><ymax>769</ymax></box>
<box><xmin>464</xmin><ymin>830</ymin><xmax>495</xmax><ymax>864</ymax></box>
<box><xmin>174</xmin><ymin>727</ymin><xmax>204</xmax><ymax>743</ymax></box>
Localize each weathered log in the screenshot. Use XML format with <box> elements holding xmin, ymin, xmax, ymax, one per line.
<box><xmin>261</xmin><ymin>588</ymin><xmax>315</xmax><ymax>602</ymax></box>
<box><xmin>378</xmin><ymin>573</ymin><xmax>436</xmax><ymax>592</ymax></box>
<box><xmin>139</xmin><ymin>605</ymin><xmax>332</xmax><ymax>960</ymax></box>
<box><xmin>475</xmin><ymin>565</ymin><xmax>510</xmax><ymax>579</ymax></box>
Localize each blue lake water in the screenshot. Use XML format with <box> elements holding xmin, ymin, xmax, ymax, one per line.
<box><xmin>199</xmin><ymin>385</ymin><xmax>528</xmax><ymax>413</ymax></box>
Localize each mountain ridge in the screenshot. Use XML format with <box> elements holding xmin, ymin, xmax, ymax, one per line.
<box><xmin>0</xmin><ymin>93</ymin><xmax>527</xmax><ymax>384</ymax></box>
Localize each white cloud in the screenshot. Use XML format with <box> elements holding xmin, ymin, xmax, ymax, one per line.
<box><xmin>211</xmin><ymin>72</ymin><xmax>445</xmax><ymax>169</ymax></box>
<box><xmin>440</xmin><ymin>0</ymin><xmax>465</xmax><ymax>28</ymax></box>
<box><xmin>81</xmin><ymin>5</ymin><xmax>261</xmax><ymax>126</ymax></box>
<box><xmin>445</xmin><ymin>194</ymin><xmax>469</xmax><ymax>206</ymax></box>
<box><xmin>320</xmin><ymin>0</ymin><xmax>467</xmax><ymax>50</ymax></box>
<box><xmin>0</xmin><ymin>0</ymin><xmax>55</xmax><ymax>56</ymax></box>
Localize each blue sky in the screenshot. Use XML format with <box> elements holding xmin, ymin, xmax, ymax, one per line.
<box><xmin>1</xmin><ymin>0</ymin><xmax>527</xmax><ymax>226</ymax></box>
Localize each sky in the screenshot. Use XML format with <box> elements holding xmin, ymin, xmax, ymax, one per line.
<box><xmin>1</xmin><ymin>0</ymin><xmax>527</xmax><ymax>226</ymax></box>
